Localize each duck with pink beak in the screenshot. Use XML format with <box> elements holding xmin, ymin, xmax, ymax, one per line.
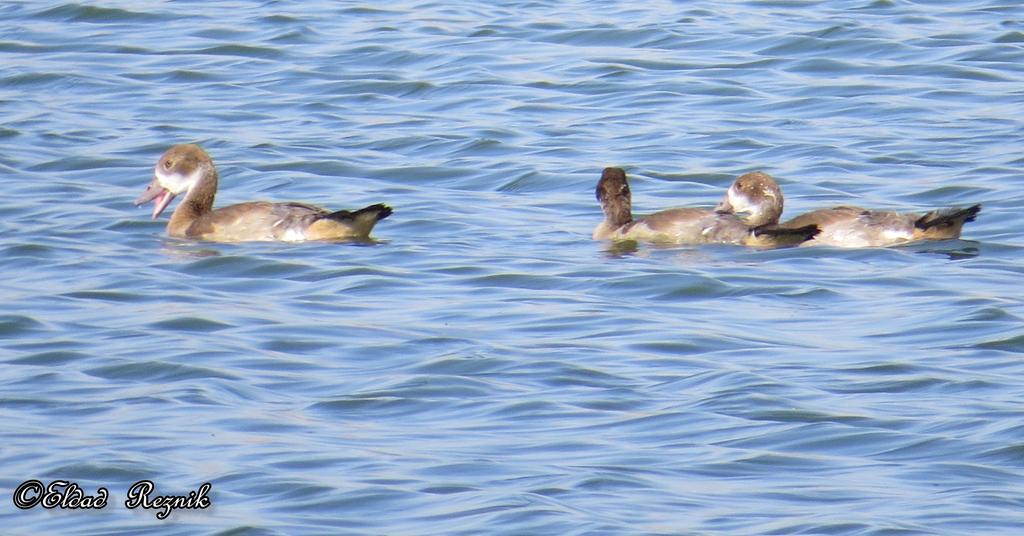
<box><xmin>134</xmin><ymin>144</ymin><xmax>392</xmax><ymax>242</ymax></box>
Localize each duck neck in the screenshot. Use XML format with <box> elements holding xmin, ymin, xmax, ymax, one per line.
<box><xmin>167</xmin><ymin>166</ymin><xmax>218</xmax><ymax>237</ymax></box>
<box><xmin>602</xmin><ymin>197</ymin><xmax>633</xmax><ymax>228</ymax></box>
<box><xmin>745</xmin><ymin>199</ymin><xmax>782</xmax><ymax>228</ymax></box>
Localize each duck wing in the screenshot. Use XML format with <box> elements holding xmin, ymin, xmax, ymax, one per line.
<box><xmin>782</xmin><ymin>206</ymin><xmax>866</xmax><ymax>229</ymax></box>
<box><xmin>304</xmin><ymin>203</ymin><xmax>393</xmax><ymax>240</ymax></box>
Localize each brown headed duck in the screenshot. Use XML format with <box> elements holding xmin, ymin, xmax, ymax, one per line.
<box><xmin>135</xmin><ymin>144</ymin><xmax>392</xmax><ymax>242</ymax></box>
<box><xmin>716</xmin><ymin>172</ymin><xmax>981</xmax><ymax>248</ymax></box>
<box><xmin>593</xmin><ymin>168</ymin><xmax>818</xmax><ymax>247</ymax></box>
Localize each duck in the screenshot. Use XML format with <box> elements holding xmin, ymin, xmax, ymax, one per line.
<box><xmin>593</xmin><ymin>167</ymin><xmax>819</xmax><ymax>247</ymax></box>
<box><xmin>716</xmin><ymin>171</ymin><xmax>981</xmax><ymax>248</ymax></box>
<box><xmin>135</xmin><ymin>144</ymin><xmax>392</xmax><ymax>242</ymax></box>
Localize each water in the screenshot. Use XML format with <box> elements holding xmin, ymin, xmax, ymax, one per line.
<box><xmin>1</xmin><ymin>1</ymin><xmax>1023</xmax><ymax>534</ymax></box>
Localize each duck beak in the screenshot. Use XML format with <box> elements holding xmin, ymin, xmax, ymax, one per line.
<box><xmin>135</xmin><ymin>177</ymin><xmax>177</xmax><ymax>219</ymax></box>
<box><xmin>715</xmin><ymin>193</ymin><xmax>734</xmax><ymax>214</ymax></box>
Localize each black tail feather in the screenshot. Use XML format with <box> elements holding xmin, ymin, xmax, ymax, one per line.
<box><xmin>914</xmin><ymin>204</ymin><xmax>981</xmax><ymax>230</ymax></box>
<box><xmin>754</xmin><ymin>223</ymin><xmax>821</xmax><ymax>242</ymax></box>
<box><xmin>326</xmin><ymin>203</ymin><xmax>393</xmax><ymax>222</ymax></box>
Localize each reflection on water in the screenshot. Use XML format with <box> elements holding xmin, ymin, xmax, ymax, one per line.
<box><xmin>909</xmin><ymin>242</ymin><xmax>982</xmax><ymax>261</ymax></box>
<box><xmin>602</xmin><ymin>239</ymin><xmax>641</xmax><ymax>258</ymax></box>
<box><xmin>159</xmin><ymin>241</ymin><xmax>223</xmax><ymax>260</ymax></box>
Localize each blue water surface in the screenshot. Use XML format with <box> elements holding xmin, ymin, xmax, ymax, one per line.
<box><xmin>1</xmin><ymin>1</ymin><xmax>1023</xmax><ymax>535</ymax></box>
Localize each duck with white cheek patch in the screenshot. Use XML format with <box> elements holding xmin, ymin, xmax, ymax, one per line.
<box><xmin>716</xmin><ymin>172</ymin><xmax>981</xmax><ymax>248</ymax></box>
<box><xmin>135</xmin><ymin>144</ymin><xmax>392</xmax><ymax>242</ymax></box>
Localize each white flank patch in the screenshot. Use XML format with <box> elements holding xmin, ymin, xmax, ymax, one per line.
<box><xmin>882</xmin><ymin>229</ymin><xmax>913</xmax><ymax>242</ymax></box>
<box><xmin>281</xmin><ymin>228</ymin><xmax>306</xmax><ymax>242</ymax></box>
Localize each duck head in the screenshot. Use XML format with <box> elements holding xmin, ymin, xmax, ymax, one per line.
<box><xmin>135</xmin><ymin>144</ymin><xmax>215</xmax><ymax>219</ymax></box>
<box><xmin>596</xmin><ymin>167</ymin><xmax>633</xmax><ymax>227</ymax></box>
<box><xmin>715</xmin><ymin>171</ymin><xmax>783</xmax><ymax>227</ymax></box>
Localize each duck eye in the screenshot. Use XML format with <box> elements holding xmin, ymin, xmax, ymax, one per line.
<box><xmin>163</xmin><ymin>160</ymin><xmax>173</xmax><ymax>169</ymax></box>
